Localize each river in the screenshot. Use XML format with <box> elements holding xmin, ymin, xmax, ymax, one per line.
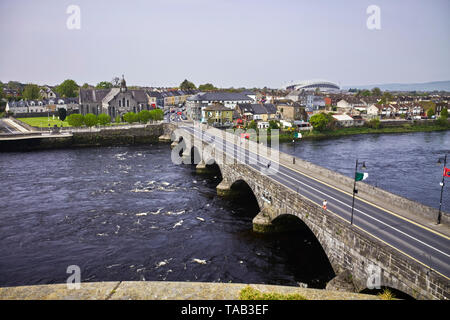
<box><xmin>0</xmin><ymin>130</ymin><xmax>448</xmax><ymax>289</ymax></box>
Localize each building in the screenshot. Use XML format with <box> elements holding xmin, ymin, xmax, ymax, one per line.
<box><xmin>235</xmin><ymin>103</ymin><xmax>277</xmax><ymax>123</ymax></box>
<box><xmin>186</xmin><ymin>91</ymin><xmax>253</xmax><ymax>122</ymax></box>
<box><xmin>276</xmin><ymin>103</ymin><xmax>307</xmax><ymax>121</ymax></box>
<box><xmin>7</xmin><ymin>97</ymin><xmax>79</xmax><ymax>115</ymax></box>
<box><xmin>79</xmin><ymin>76</ymin><xmax>149</xmax><ymax>120</ymax></box>
<box><xmin>39</xmin><ymin>86</ymin><xmax>59</xmax><ymax>99</ymax></box>
<box><xmin>202</xmin><ymin>103</ymin><xmax>233</xmax><ymax>126</ymax></box>
<box><xmin>284</xmin><ymin>80</ymin><xmax>340</xmax><ymax>92</ymax></box>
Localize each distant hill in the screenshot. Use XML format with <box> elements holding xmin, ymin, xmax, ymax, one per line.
<box><xmin>342</xmin><ymin>80</ymin><xmax>450</xmax><ymax>92</ymax></box>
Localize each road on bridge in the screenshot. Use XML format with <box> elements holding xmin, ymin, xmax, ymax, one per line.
<box><xmin>180</xmin><ymin>124</ymin><xmax>450</xmax><ymax>282</ymax></box>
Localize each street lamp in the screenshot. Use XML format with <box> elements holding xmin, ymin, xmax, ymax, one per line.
<box><xmin>350</xmin><ymin>159</ymin><xmax>367</xmax><ymax>225</ymax></box>
<box><xmin>436</xmin><ymin>154</ymin><xmax>448</xmax><ymax>225</ymax></box>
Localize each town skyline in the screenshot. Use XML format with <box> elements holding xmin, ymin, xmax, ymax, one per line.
<box><xmin>1</xmin><ymin>0</ymin><xmax>449</xmax><ymax>88</ymax></box>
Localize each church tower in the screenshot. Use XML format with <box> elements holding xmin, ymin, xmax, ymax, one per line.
<box><xmin>120</xmin><ymin>75</ymin><xmax>127</xmax><ymax>93</ymax></box>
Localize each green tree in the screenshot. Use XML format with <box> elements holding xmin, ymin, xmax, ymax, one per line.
<box><xmin>247</xmin><ymin>120</ymin><xmax>257</xmax><ymax>130</ymax></box>
<box><xmin>56</xmin><ymin>79</ymin><xmax>79</xmax><ymax>97</ymax></box>
<box><xmin>149</xmin><ymin>108</ymin><xmax>164</xmax><ymax>121</ymax></box>
<box><xmin>371</xmin><ymin>87</ymin><xmax>382</xmax><ymax>96</ymax></box>
<box><xmin>67</xmin><ymin>114</ymin><xmax>84</xmax><ymax>127</ymax></box>
<box><xmin>58</xmin><ymin>108</ymin><xmax>67</xmax><ymax>121</ymax></box>
<box><xmin>367</xmin><ymin>118</ymin><xmax>381</xmax><ymax>129</ymax></box>
<box><xmin>198</xmin><ymin>83</ymin><xmax>217</xmax><ymax>91</ymax></box>
<box><xmin>83</xmin><ymin>113</ymin><xmax>98</xmax><ymax>127</ymax></box>
<box><xmin>309</xmin><ymin>112</ymin><xmax>334</xmax><ymax>132</ymax></box>
<box><xmin>138</xmin><ymin>110</ymin><xmax>151</xmax><ymax>123</ymax></box>
<box><xmin>0</xmin><ymin>86</ymin><xmax>4</xmax><ymax>100</ymax></box>
<box><xmin>268</xmin><ymin>120</ymin><xmax>279</xmax><ymax>129</ymax></box>
<box><xmin>95</xmin><ymin>81</ymin><xmax>113</xmax><ymax>89</ymax></box>
<box><xmin>22</xmin><ymin>84</ymin><xmax>41</xmax><ymax>100</ymax></box>
<box><xmin>441</xmin><ymin>107</ymin><xmax>448</xmax><ymax>119</ymax></box>
<box><xmin>123</xmin><ymin>112</ymin><xmax>138</xmax><ymax>124</ymax></box>
<box><xmin>426</xmin><ymin>108</ymin><xmax>435</xmax><ymax>118</ymax></box>
<box><xmin>179</xmin><ymin>79</ymin><xmax>196</xmax><ymax>90</ymax></box>
<box><xmin>81</xmin><ymin>83</ymin><xmax>91</xmax><ymax>89</ymax></box>
<box><xmin>115</xmin><ymin>114</ymin><xmax>121</xmax><ymax>124</ymax></box>
<box><xmin>98</xmin><ymin>113</ymin><xmax>111</xmax><ymax>125</ymax></box>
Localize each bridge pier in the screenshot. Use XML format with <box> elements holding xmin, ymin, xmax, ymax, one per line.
<box><xmin>170</xmin><ymin>141</ymin><xmax>178</xmax><ymax>149</ymax></box>
<box><xmin>196</xmin><ymin>161</ymin><xmax>210</xmax><ymax>174</ymax></box>
<box><xmin>216</xmin><ymin>180</ymin><xmax>239</xmax><ymax>198</ymax></box>
<box><xmin>252</xmin><ymin>208</ymin><xmax>276</xmax><ymax>233</ymax></box>
<box><xmin>158</xmin><ymin>134</ymin><xmax>171</xmax><ymax>142</ymax></box>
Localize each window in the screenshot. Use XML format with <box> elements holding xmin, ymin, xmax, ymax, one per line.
<box><xmin>119</xmin><ymin>100</ymin><xmax>121</xmax><ymax>107</ymax></box>
<box><xmin>127</xmin><ymin>100</ymin><xmax>129</xmax><ymax>107</ymax></box>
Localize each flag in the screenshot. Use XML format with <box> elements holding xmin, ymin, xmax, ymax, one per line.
<box><xmin>355</xmin><ymin>172</ymin><xmax>369</xmax><ymax>181</ymax></box>
<box><xmin>444</xmin><ymin>167</ymin><xmax>450</xmax><ymax>178</ymax></box>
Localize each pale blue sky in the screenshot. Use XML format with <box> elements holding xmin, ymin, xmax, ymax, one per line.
<box><xmin>0</xmin><ymin>0</ymin><xmax>449</xmax><ymax>88</ymax></box>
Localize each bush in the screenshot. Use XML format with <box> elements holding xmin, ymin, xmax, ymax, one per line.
<box><xmin>98</xmin><ymin>113</ymin><xmax>111</xmax><ymax>125</ymax></box>
<box><xmin>115</xmin><ymin>115</ymin><xmax>121</xmax><ymax>124</ymax></box>
<box><xmin>309</xmin><ymin>112</ymin><xmax>334</xmax><ymax>132</ymax></box>
<box><xmin>123</xmin><ymin>112</ymin><xmax>138</xmax><ymax>124</ymax></box>
<box><xmin>367</xmin><ymin>118</ymin><xmax>381</xmax><ymax>129</ymax></box>
<box><xmin>83</xmin><ymin>113</ymin><xmax>98</xmax><ymax>127</ymax></box>
<box><xmin>149</xmin><ymin>108</ymin><xmax>164</xmax><ymax>121</ymax></box>
<box><xmin>67</xmin><ymin>114</ymin><xmax>84</xmax><ymax>127</ymax></box>
<box><xmin>138</xmin><ymin>110</ymin><xmax>151</xmax><ymax>123</ymax></box>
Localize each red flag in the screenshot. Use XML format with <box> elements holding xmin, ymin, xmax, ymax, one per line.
<box><xmin>444</xmin><ymin>167</ymin><xmax>450</xmax><ymax>178</ymax></box>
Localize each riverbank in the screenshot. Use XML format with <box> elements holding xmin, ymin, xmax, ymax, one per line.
<box><xmin>0</xmin><ymin>123</ymin><xmax>176</xmax><ymax>151</ymax></box>
<box><xmin>0</xmin><ymin>281</ymin><xmax>381</xmax><ymax>300</ymax></box>
<box><xmin>269</xmin><ymin>121</ymin><xmax>450</xmax><ymax>142</ymax></box>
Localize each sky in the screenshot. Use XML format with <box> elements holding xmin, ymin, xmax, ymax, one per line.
<box><xmin>0</xmin><ymin>0</ymin><xmax>449</xmax><ymax>88</ymax></box>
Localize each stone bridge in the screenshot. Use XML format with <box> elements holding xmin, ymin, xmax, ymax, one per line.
<box><xmin>164</xmin><ymin>122</ymin><xmax>449</xmax><ymax>300</ymax></box>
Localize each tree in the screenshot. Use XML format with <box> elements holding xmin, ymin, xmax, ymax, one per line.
<box><xmin>67</xmin><ymin>114</ymin><xmax>84</xmax><ymax>127</ymax></box>
<box><xmin>22</xmin><ymin>84</ymin><xmax>41</xmax><ymax>100</ymax></box>
<box><xmin>98</xmin><ymin>113</ymin><xmax>111</xmax><ymax>125</ymax></box>
<box><xmin>440</xmin><ymin>107</ymin><xmax>448</xmax><ymax>119</ymax></box>
<box><xmin>123</xmin><ymin>112</ymin><xmax>138</xmax><ymax>124</ymax></box>
<box><xmin>81</xmin><ymin>83</ymin><xmax>91</xmax><ymax>89</ymax></box>
<box><xmin>198</xmin><ymin>83</ymin><xmax>217</xmax><ymax>91</ymax></box>
<box><xmin>426</xmin><ymin>108</ymin><xmax>435</xmax><ymax>118</ymax></box>
<box><xmin>112</xmin><ymin>77</ymin><xmax>121</xmax><ymax>87</ymax></box>
<box><xmin>371</xmin><ymin>87</ymin><xmax>382</xmax><ymax>96</ymax></box>
<box><xmin>83</xmin><ymin>113</ymin><xmax>98</xmax><ymax>127</ymax></box>
<box><xmin>149</xmin><ymin>108</ymin><xmax>164</xmax><ymax>121</ymax></box>
<box><xmin>179</xmin><ymin>79</ymin><xmax>196</xmax><ymax>90</ymax></box>
<box><xmin>0</xmin><ymin>86</ymin><xmax>4</xmax><ymax>100</ymax></box>
<box><xmin>56</xmin><ymin>79</ymin><xmax>79</xmax><ymax>97</ymax></box>
<box><xmin>309</xmin><ymin>112</ymin><xmax>334</xmax><ymax>132</ymax></box>
<box><xmin>58</xmin><ymin>108</ymin><xmax>67</xmax><ymax>121</ymax></box>
<box><xmin>138</xmin><ymin>110</ymin><xmax>151</xmax><ymax>123</ymax></box>
<box><xmin>95</xmin><ymin>81</ymin><xmax>113</xmax><ymax>89</ymax></box>
<box><xmin>247</xmin><ymin>120</ymin><xmax>257</xmax><ymax>130</ymax></box>
<box><xmin>367</xmin><ymin>118</ymin><xmax>381</xmax><ymax>129</ymax></box>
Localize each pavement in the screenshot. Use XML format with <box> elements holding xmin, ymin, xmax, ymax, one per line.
<box><xmin>0</xmin><ymin>281</ymin><xmax>380</xmax><ymax>300</ymax></box>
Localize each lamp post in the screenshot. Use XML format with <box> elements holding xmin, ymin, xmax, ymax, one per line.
<box><xmin>350</xmin><ymin>159</ymin><xmax>367</xmax><ymax>225</ymax></box>
<box><xmin>437</xmin><ymin>154</ymin><xmax>447</xmax><ymax>225</ymax></box>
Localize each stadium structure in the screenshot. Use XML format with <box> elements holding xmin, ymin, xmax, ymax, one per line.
<box><xmin>283</xmin><ymin>80</ymin><xmax>340</xmax><ymax>92</ymax></box>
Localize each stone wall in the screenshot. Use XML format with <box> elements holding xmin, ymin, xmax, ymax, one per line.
<box><xmin>217</xmin><ymin>162</ymin><xmax>449</xmax><ymax>300</ymax></box>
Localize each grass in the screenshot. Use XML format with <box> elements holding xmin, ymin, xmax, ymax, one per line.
<box><xmin>17</xmin><ymin>117</ymin><xmax>70</xmax><ymax>128</ymax></box>
<box><xmin>377</xmin><ymin>288</ymin><xmax>396</xmax><ymax>300</ymax></box>
<box><xmin>239</xmin><ymin>286</ymin><xmax>307</xmax><ymax>300</ymax></box>
<box><xmin>241</xmin><ymin>122</ymin><xmax>450</xmax><ymax>143</ymax></box>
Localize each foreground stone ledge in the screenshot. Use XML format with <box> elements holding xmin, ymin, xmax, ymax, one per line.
<box><xmin>0</xmin><ymin>281</ymin><xmax>380</xmax><ymax>300</ymax></box>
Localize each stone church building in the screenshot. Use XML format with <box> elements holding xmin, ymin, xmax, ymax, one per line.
<box><xmin>79</xmin><ymin>77</ymin><xmax>150</xmax><ymax>120</ymax></box>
